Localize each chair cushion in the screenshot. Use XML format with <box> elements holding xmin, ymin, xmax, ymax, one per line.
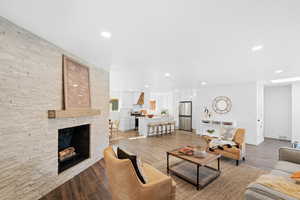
<box><xmin>212</xmin><ymin>148</ymin><xmax>240</xmax><ymax>160</ymax></box>
<box><xmin>220</xmin><ymin>127</ymin><xmax>236</xmax><ymax>141</ymax></box>
<box><xmin>143</xmin><ymin>163</ymin><xmax>176</xmax><ymax>200</ymax></box>
<box><xmin>142</xmin><ymin>163</ymin><xmax>175</xmax><ymax>186</ymax></box>
<box><xmin>117</xmin><ymin>147</ymin><xmax>146</xmax><ymax>184</ymax></box>
<box><xmin>274</xmin><ymin>161</ymin><xmax>300</xmax><ymax>174</ymax></box>
<box><xmin>142</xmin><ymin>163</ymin><xmax>168</xmax><ymax>183</ymax></box>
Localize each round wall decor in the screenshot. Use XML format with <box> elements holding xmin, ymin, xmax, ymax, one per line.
<box><xmin>212</xmin><ymin>96</ymin><xmax>232</xmax><ymax>114</ymax></box>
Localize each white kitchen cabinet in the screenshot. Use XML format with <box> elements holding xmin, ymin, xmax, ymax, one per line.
<box><xmin>119</xmin><ymin>117</ymin><xmax>135</xmax><ymax>131</ymax></box>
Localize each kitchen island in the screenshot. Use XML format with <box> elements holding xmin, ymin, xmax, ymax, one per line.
<box><xmin>138</xmin><ymin>116</ymin><xmax>174</xmax><ymax>136</ymax></box>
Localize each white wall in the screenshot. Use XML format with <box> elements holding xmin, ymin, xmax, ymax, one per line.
<box><xmin>150</xmin><ymin>92</ymin><xmax>174</xmax><ymax>115</ymax></box>
<box><xmin>110</xmin><ymin>90</ymin><xmax>142</xmax><ymax>109</ymax></box>
<box><xmin>264</xmin><ymin>85</ymin><xmax>292</xmax><ymax>140</ymax></box>
<box><xmin>292</xmin><ymin>83</ymin><xmax>300</xmax><ymax>143</ymax></box>
<box><xmin>186</xmin><ymin>83</ymin><xmax>260</xmax><ymax>145</ymax></box>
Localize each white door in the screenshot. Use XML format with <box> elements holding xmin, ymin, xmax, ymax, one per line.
<box><xmin>264</xmin><ymin>86</ymin><xmax>292</xmax><ymax>140</ymax></box>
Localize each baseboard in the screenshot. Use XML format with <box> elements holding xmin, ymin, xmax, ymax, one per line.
<box><xmin>264</xmin><ymin>137</ymin><xmax>291</xmax><ymax>142</ymax></box>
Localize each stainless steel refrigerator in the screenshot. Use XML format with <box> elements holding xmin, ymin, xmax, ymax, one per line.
<box><xmin>179</xmin><ymin>101</ymin><xmax>192</xmax><ymax>131</ymax></box>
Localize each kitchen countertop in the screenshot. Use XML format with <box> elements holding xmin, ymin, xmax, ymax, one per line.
<box><xmin>138</xmin><ymin>116</ymin><xmax>174</xmax><ymax>136</ymax></box>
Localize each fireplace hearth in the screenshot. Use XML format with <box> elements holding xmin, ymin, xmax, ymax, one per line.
<box><xmin>58</xmin><ymin>124</ymin><xmax>90</xmax><ymax>174</ymax></box>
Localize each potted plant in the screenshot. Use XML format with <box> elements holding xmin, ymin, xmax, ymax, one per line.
<box><xmin>161</xmin><ymin>109</ymin><xmax>168</xmax><ymax>116</ymax></box>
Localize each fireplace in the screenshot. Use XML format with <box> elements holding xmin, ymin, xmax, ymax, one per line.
<box><xmin>58</xmin><ymin>124</ymin><xmax>90</xmax><ymax>174</ymax></box>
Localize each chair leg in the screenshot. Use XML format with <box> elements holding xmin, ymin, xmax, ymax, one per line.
<box><xmin>236</xmin><ymin>160</ymin><xmax>239</xmax><ymax>166</ymax></box>
<box><xmin>158</xmin><ymin>126</ymin><xmax>161</xmax><ymax>136</ymax></box>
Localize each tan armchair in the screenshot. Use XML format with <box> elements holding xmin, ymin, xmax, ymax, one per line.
<box><xmin>203</xmin><ymin>128</ymin><xmax>246</xmax><ymax>166</ymax></box>
<box><xmin>104</xmin><ymin>147</ymin><xmax>176</xmax><ymax>200</ymax></box>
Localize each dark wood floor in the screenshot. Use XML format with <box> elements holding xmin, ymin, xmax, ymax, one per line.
<box><xmin>40</xmin><ymin>131</ymin><xmax>290</xmax><ymax>200</ymax></box>
<box><xmin>40</xmin><ymin>160</ymin><xmax>111</xmax><ymax>200</ymax></box>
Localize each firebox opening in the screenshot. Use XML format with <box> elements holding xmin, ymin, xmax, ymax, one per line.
<box><xmin>58</xmin><ymin>124</ymin><xmax>90</xmax><ymax>174</ymax></box>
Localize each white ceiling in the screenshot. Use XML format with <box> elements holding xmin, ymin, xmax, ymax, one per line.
<box><xmin>1</xmin><ymin>0</ymin><xmax>300</xmax><ymax>92</ymax></box>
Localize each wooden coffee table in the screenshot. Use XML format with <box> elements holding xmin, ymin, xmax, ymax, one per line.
<box><xmin>167</xmin><ymin>148</ymin><xmax>221</xmax><ymax>190</ymax></box>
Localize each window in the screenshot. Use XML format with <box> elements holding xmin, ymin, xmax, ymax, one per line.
<box><xmin>110</xmin><ymin>99</ymin><xmax>119</xmax><ymax>111</ymax></box>
<box><xmin>149</xmin><ymin>100</ymin><xmax>156</xmax><ymax>111</ymax></box>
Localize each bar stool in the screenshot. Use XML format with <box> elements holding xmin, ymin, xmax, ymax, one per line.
<box><xmin>166</xmin><ymin>122</ymin><xmax>172</xmax><ymax>134</ymax></box>
<box><xmin>157</xmin><ymin>123</ymin><xmax>164</xmax><ymax>136</ymax></box>
<box><xmin>155</xmin><ymin>123</ymin><xmax>162</xmax><ymax>136</ymax></box>
<box><xmin>162</xmin><ymin>122</ymin><xmax>170</xmax><ymax>135</ymax></box>
<box><xmin>147</xmin><ymin>123</ymin><xmax>158</xmax><ymax>137</ymax></box>
<box><xmin>169</xmin><ymin>121</ymin><xmax>176</xmax><ymax>134</ymax></box>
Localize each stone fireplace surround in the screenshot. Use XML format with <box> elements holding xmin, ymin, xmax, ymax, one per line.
<box><xmin>0</xmin><ymin>16</ymin><xmax>109</xmax><ymax>200</ymax></box>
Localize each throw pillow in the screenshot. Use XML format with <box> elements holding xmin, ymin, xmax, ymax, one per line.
<box><xmin>221</xmin><ymin>127</ymin><xmax>236</xmax><ymax>141</ymax></box>
<box><xmin>117</xmin><ymin>148</ymin><xmax>146</xmax><ymax>184</ymax></box>
<box><xmin>291</xmin><ymin>171</ymin><xmax>300</xmax><ymax>179</ymax></box>
<box><xmin>291</xmin><ymin>171</ymin><xmax>300</xmax><ymax>184</ymax></box>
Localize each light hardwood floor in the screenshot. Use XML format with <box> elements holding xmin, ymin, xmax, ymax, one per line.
<box><xmin>110</xmin><ymin>130</ymin><xmax>290</xmax><ymax>171</ymax></box>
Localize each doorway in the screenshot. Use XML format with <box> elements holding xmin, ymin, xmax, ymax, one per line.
<box><xmin>264</xmin><ymin>85</ymin><xmax>292</xmax><ymax>140</ymax></box>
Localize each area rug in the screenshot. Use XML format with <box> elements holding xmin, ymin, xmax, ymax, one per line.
<box><xmin>152</xmin><ymin>158</ymin><xmax>267</xmax><ymax>200</ymax></box>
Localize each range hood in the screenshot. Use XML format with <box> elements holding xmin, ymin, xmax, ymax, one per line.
<box><xmin>136</xmin><ymin>92</ymin><xmax>144</xmax><ymax>105</ymax></box>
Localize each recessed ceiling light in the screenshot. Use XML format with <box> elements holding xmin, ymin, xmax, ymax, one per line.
<box><xmin>251</xmin><ymin>45</ymin><xmax>264</xmax><ymax>52</ymax></box>
<box><xmin>100</xmin><ymin>31</ymin><xmax>111</xmax><ymax>39</ymax></box>
<box><xmin>144</xmin><ymin>84</ymin><xmax>150</xmax><ymax>88</ymax></box>
<box><xmin>201</xmin><ymin>81</ymin><xmax>207</xmax><ymax>85</ymax></box>
<box><xmin>274</xmin><ymin>70</ymin><xmax>283</xmax><ymax>74</ymax></box>
<box><xmin>271</xmin><ymin>77</ymin><xmax>300</xmax><ymax>83</ymax></box>
<box><xmin>165</xmin><ymin>73</ymin><xmax>171</xmax><ymax>77</ymax></box>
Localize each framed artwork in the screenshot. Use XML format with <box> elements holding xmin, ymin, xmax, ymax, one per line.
<box><xmin>149</xmin><ymin>100</ymin><xmax>156</xmax><ymax>111</ymax></box>
<box><xmin>63</xmin><ymin>55</ymin><xmax>91</xmax><ymax>109</ymax></box>
<box><xmin>110</xmin><ymin>99</ymin><xmax>119</xmax><ymax>111</ymax></box>
<box><xmin>212</xmin><ymin>96</ymin><xmax>232</xmax><ymax>114</ymax></box>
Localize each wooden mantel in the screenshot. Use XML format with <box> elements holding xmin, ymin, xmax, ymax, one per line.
<box><xmin>48</xmin><ymin>109</ymin><xmax>101</xmax><ymax>119</ymax></box>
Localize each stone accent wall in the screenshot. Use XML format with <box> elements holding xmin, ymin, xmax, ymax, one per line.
<box><xmin>0</xmin><ymin>16</ymin><xmax>109</xmax><ymax>200</ymax></box>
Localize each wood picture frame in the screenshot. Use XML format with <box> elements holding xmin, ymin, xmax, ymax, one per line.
<box><xmin>63</xmin><ymin>55</ymin><xmax>91</xmax><ymax>109</ymax></box>
<box><xmin>212</xmin><ymin>96</ymin><xmax>232</xmax><ymax>114</ymax></box>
